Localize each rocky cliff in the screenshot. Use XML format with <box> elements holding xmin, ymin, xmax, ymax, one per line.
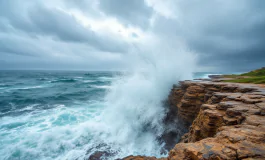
<box><xmin>123</xmin><ymin>80</ymin><xmax>265</xmax><ymax>160</ymax></box>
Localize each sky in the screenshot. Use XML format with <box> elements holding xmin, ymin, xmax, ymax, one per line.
<box><xmin>0</xmin><ymin>0</ymin><xmax>264</xmax><ymax>71</ymax></box>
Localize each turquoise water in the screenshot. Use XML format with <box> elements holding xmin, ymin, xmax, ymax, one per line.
<box><xmin>0</xmin><ymin>71</ymin><xmax>211</xmax><ymax>160</ymax></box>
<box><xmin>0</xmin><ymin>71</ymin><xmax>116</xmax><ymax>160</ymax></box>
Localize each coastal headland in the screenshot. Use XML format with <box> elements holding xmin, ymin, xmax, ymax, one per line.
<box><xmin>121</xmin><ymin>68</ymin><xmax>265</xmax><ymax>160</ymax></box>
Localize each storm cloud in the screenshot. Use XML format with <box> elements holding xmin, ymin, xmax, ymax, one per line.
<box><xmin>99</xmin><ymin>0</ymin><xmax>153</xmax><ymax>29</ymax></box>
<box><xmin>0</xmin><ymin>0</ymin><xmax>264</xmax><ymax>71</ymax></box>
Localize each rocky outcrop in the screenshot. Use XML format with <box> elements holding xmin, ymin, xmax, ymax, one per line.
<box><xmin>124</xmin><ymin>80</ymin><xmax>265</xmax><ymax>160</ymax></box>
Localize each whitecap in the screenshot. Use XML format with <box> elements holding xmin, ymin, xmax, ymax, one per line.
<box><xmin>74</xmin><ymin>77</ymin><xmax>83</xmax><ymax>79</ymax></box>
<box><xmin>82</xmin><ymin>80</ymin><xmax>96</xmax><ymax>83</ymax></box>
<box><xmin>90</xmin><ymin>85</ymin><xmax>112</xmax><ymax>89</ymax></box>
<box><xmin>13</xmin><ymin>85</ymin><xmax>44</xmax><ymax>90</ymax></box>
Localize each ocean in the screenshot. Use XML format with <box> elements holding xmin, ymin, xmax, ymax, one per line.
<box><xmin>0</xmin><ymin>71</ymin><xmax>214</xmax><ymax>160</ymax></box>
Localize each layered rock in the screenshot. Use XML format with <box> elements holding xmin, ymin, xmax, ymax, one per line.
<box><xmin>123</xmin><ymin>80</ymin><xmax>265</xmax><ymax>160</ymax></box>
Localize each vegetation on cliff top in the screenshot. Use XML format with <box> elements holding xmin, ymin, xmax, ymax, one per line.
<box><xmin>223</xmin><ymin>67</ymin><xmax>265</xmax><ymax>84</ymax></box>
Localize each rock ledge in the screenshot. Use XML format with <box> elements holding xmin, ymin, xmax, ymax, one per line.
<box><xmin>124</xmin><ymin>80</ymin><xmax>265</xmax><ymax>160</ymax></box>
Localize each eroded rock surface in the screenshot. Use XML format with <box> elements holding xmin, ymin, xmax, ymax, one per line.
<box><xmin>124</xmin><ymin>80</ymin><xmax>265</xmax><ymax>160</ymax></box>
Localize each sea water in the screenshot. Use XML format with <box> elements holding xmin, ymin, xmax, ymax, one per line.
<box><xmin>0</xmin><ymin>70</ymin><xmax>213</xmax><ymax>160</ymax></box>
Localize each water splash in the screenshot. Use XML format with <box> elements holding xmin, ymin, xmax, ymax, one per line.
<box><xmin>0</xmin><ymin>39</ymin><xmax>196</xmax><ymax>160</ymax></box>
<box><xmin>86</xmin><ymin>39</ymin><xmax>196</xmax><ymax>158</ymax></box>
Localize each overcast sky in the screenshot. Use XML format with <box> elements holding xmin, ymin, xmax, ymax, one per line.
<box><xmin>0</xmin><ymin>0</ymin><xmax>264</xmax><ymax>71</ymax></box>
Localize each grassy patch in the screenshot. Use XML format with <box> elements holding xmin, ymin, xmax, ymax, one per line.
<box><xmin>222</xmin><ymin>67</ymin><xmax>265</xmax><ymax>84</ymax></box>
<box><xmin>240</xmin><ymin>67</ymin><xmax>265</xmax><ymax>76</ymax></box>
<box><xmin>224</xmin><ymin>76</ymin><xmax>265</xmax><ymax>84</ymax></box>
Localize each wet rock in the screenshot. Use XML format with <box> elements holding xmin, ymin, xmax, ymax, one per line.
<box><xmin>88</xmin><ymin>151</ymin><xmax>113</xmax><ymax>160</ymax></box>
<box><xmin>121</xmin><ymin>156</ymin><xmax>166</xmax><ymax>160</ymax></box>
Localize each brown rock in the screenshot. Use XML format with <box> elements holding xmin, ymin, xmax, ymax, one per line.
<box><xmin>244</xmin><ymin>115</ymin><xmax>265</xmax><ymax>126</ymax></box>
<box><xmin>256</xmin><ymin>102</ymin><xmax>265</xmax><ymax>115</ymax></box>
<box><xmin>125</xmin><ymin>80</ymin><xmax>265</xmax><ymax>160</ymax></box>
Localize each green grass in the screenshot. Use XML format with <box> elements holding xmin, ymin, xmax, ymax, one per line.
<box><xmin>222</xmin><ymin>67</ymin><xmax>265</xmax><ymax>84</ymax></box>
<box><xmin>240</xmin><ymin>67</ymin><xmax>265</xmax><ymax>76</ymax></box>
<box><xmin>224</xmin><ymin>76</ymin><xmax>265</xmax><ymax>84</ymax></box>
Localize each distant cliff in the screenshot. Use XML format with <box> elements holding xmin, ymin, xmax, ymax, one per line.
<box><xmin>122</xmin><ymin>75</ymin><xmax>265</xmax><ymax>160</ymax></box>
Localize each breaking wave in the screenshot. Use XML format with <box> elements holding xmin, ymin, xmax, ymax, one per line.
<box><xmin>0</xmin><ymin>40</ymin><xmax>196</xmax><ymax>160</ymax></box>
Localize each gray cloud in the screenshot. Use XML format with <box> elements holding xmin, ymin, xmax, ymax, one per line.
<box><xmin>0</xmin><ymin>0</ymin><xmax>264</xmax><ymax>71</ymax></box>
<box><xmin>0</xmin><ymin>0</ymin><xmax>128</xmax><ymax>54</ymax></box>
<box><xmin>98</xmin><ymin>0</ymin><xmax>153</xmax><ymax>29</ymax></box>
<box><xmin>0</xmin><ymin>32</ymin><xmax>125</xmax><ymax>70</ymax></box>
<box><xmin>63</xmin><ymin>0</ymin><xmax>101</xmax><ymax>18</ymax></box>
<box><xmin>0</xmin><ymin>34</ymin><xmax>44</xmax><ymax>57</ymax></box>
<box><xmin>155</xmin><ymin>0</ymin><xmax>265</xmax><ymax>71</ymax></box>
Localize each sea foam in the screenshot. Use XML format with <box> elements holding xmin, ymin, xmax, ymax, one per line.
<box><xmin>83</xmin><ymin>38</ymin><xmax>196</xmax><ymax>159</ymax></box>
<box><xmin>0</xmin><ymin>39</ymin><xmax>196</xmax><ymax>160</ymax></box>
